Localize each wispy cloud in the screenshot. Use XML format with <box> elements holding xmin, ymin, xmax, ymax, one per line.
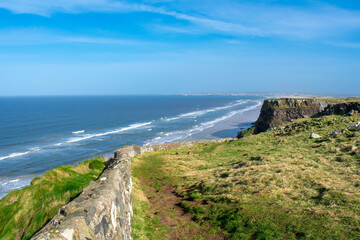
<box><xmin>0</xmin><ymin>0</ymin><xmax>264</xmax><ymax>36</ymax></box>
<box><xmin>324</xmin><ymin>41</ymin><xmax>360</xmax><ymax>49</ymax></box>
<box><xmin>0</xmin><ymin>28</ymin><xmax>141</xmax><ymax>46</ymax></box>
<box><xmin>152</xmin><ymin>2</ymin><xmax>360</xmax><ymax>40</ymax></box>
<box><xmin>0</xmin><ymin>0</ymin><xmax>162</xmax><ymax>16</ymax></box>
<box><xmin>1</xmin><ymin>0</ymin><xmax>360</xmax><ymax>41</ymax></box>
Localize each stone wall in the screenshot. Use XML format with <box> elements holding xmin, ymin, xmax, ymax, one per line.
<box><xmin>31</xmin><ymin>138</ymin><xmax>234</xmax><ymax>240</ymax></box>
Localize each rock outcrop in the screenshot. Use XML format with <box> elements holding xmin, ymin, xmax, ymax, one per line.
<box><xmin>31</xmin><ymin>138</ymin><xmax>234</xmax><ymax>240</ymax></box>
<box><xmin>253</xmin><ymin>99</ymin><xmax>328</xmax><ymax>134</ymax></box>
<box><xmin>310</xmin><ymin>133</ymin><xmax>322</xmax><ymax>139</ymax></box>
<box><xmin>322</xmin><ymin>102</ymin><xmax>360</xmax><ymax>116</ymax></box>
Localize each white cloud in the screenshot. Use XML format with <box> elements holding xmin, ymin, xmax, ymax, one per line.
<box><xmin>152</xmin><ymin>2</ymin><xmax>360</xmax><ymax>39</ymax></box>
<box><xmin>0</xmin><ymin>0</ymin><xmax>360</xmax><ymax>41</ymax></box>
<box><xmin>0</xmin><ymin>28</ymin><xmax>141</xmax><ymax>45</ymax></box>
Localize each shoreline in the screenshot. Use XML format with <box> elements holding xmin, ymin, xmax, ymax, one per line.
<box><xmin>0</xmin><ymin>99</ymin><xmax>262</xmax><ymax>199</ymax></box>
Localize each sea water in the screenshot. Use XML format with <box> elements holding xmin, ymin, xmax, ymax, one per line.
<box><xmin>0</xmin><ymin>95</ymin><xmax>263</xmax><ymax>198</ymax></box>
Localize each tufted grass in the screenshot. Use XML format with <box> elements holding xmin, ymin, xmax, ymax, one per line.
<box><xmin>0</xmin><ymin>157</ymin><xmax>106</xmax><ymax>240</ymax></box>
<box><xmin>132</xmin><ymin>113</ymin><xmax>360</xmax><ymax>239</ymax></box>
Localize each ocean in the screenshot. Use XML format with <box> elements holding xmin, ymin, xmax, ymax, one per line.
<box><xmin>0</xmin><ymin>95</ymin><xmax>263</xmax><ymax>198</ymax></box>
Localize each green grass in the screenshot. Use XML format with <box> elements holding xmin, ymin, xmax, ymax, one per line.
<box><xmin>131</xmin><ymin>154</ymin><xmax>171</xmax><ymax>239</ymax></box>
<box><xmin>265</xmin><ymin>97</ymin><xmax>360</xmax><ymax>104</ymax></box>
<box><xmin>131</xmin><ymin>150</ymin><xmax>223</xmax><ymax>239</ymax></box>
<box><xmin>0</xmin><ymin>157</ymin><xmax>106</xmax><ymax>240</ymax></box>
<box><xmin>237</xmin><ymin>126</ymin><xmax>255</xmax><ymax>138</ymax></box>
<box><xmin>316</xmin><ymin>97</ymin><xmax>360</xmax><ymax>104</ymax></box>
<box><xmin>132</xmin><ymin>113</ymin><xmax>360</xmax><ymax>239</ymax></box>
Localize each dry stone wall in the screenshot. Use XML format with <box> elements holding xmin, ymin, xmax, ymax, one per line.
<box><xmin>31</xmin><ymin>138</ymin><xmax>234</xmax><ymax>240</ymax></box>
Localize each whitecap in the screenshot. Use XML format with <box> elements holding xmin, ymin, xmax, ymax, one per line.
<box><xmin>72</xmin><ymin>130</ymin><xmax>85</xmax><ymax>134</ymax></box>
<box><xmin>0</xmin><ymin>151</ymin><xmax>31</xmax><ymax>161</ymax></box>
<box><xmin>65</xmin><ymin>121</ymin><xmax>152</xmax><ymax>144</ymax></box>
<box><xmin>0</xmin><ymin>176</ymin><xmax>33</xmax><ymax>199</ymax></box>
<box><xmin>146</xmin><ymin>101</ymin><xmax>262</xmax><ymax>145</ymax></box>
<box><xmin>164</xmin><ymin>100</ymin><xmax>249</xmax><ymax>122</ymax></box>
<box><xmin>29</xmin><ymin>147</ymin><xmax>41</xmax><ymax>152</ymax></box>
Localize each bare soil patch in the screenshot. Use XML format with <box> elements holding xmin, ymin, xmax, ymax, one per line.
<box><xmin>140</xmin><ymin>178</ymin><xmax>224</xmax><ymax>240</ymax></box>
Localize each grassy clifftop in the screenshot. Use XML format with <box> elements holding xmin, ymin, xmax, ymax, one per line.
<box><xmin>0</xmin><ymin>157</ymin><xmax>105</xmax><ymax>240</ymax></box>
<box><xmin>132</xmin><ymin>113</ymin><xmax>360</xmax><ymax>239</ymax></box>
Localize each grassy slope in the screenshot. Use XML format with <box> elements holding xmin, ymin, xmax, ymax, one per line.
<box><xmin>132</xmin><ymin>113</ymin><xmax>360</xmax><ymax>239</ymax></box>
<box><xmin>0</xmin><ymin>157</ymin><xmax>105</xmax><ymax>240</ymax></box>
<box><xmin>317</xmin><ymin>97</ymin><xmax>360</xmax><ymax>104</ymax></box>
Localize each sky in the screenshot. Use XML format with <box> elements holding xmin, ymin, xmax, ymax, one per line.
<box><xmin>0</xmin><ymin>0</ymin><xmax>360</xmax><ymax>96</ymax></box>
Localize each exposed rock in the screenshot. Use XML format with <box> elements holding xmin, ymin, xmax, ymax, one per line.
<box><xmin>59</xmin><ymin>207</ymin><xmax>68</xmax><ymax>217</ymax></box>
<box><xmin>347</xmin><ymin>133</ymin><xmax>356</xmax><ymax>138</ymax></box>
<box><xmin>236</xmin><ymin>127</ymin><xmax>254</xmax><ymax>138</ymax></box>
<box><xmin>310</xmin><ymin>133</ymin><xmax>322</xmax><ymax>139</ymax></box>
<box><xmin>32</xmin><ymin>138</ymin><xmax>235</xmax><ymax>240</ymax></box>
<box><xmin>253</xmin><ymin>98</ymin><xmax>328</xmax><ymax>134</ymax></box>
<box><xmin>332</xmin><ymin>129</ymin><xmax>348</xmax><ymax>137</ymax></box>
<box><xmin>322</xmin><ymin>102</ymin><xmax>360</xmax><ymax>116</ymax></box>
<box><xmin>348</xmin><ymin>109</ymin><xmax>358</xmax><ymax>115</ymax></box>
<box><xmin>347</xmin><ymin>125</ymin><xmax>356</xmax><ymax>130</ymax></box>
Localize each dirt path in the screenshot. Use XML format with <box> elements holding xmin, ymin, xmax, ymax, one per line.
<box><xmin>140</xmin><ymin>178</ymin><xmax>224</xmax><ymax>240</ymax></box>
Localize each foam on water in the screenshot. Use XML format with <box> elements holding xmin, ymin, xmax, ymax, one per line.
<box><xmin>0</xmin><ymin>147</ymin><xmax>41</xmax><ymax>161</ymax></box>
<box><xmin>164</xmin><ymin>100</ymin><xmax>248</xmax><ymax>121</ymax></box>
<box><xmin>0</xmin><ymin>121</ymin><xmax>153</xmax><ymax>160</ymax></box>
<box><xmin>0</xmin><ymin>96</ymin><xmax>264</xmax><ymax>199</ymax></box>
<box><xmin>145</xmin><ymin>101</ymin><xmax>262</xmax><ymax>145</ymax></box>
<box><xmin>65</xmin><ymin>121</ymin><xmax>153</xmax><ymax>143</ymax></box>
<box><xmin>72</xmin><ymin>130</ymin><xmax>85</xmax><ymax>134</ymax></box>
<box><xmin>0</xmin><ymin>177</ymin><xmax>32</xmax><ymax>199</ymax></box>
<box><xmin>0</xmin><ymin>151</ymin><xmax>31</xmax><ymax>161</ymax></box>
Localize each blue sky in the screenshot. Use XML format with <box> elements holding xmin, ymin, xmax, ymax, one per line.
<box><xmin>0</xmin><ymin>0</ymin><xmax>360</xmax><ymax>96</ymax></box>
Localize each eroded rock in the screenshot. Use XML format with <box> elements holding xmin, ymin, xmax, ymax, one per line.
<box><xmin>310</xmin><ymin>133</ymin><xmax>322</xmax><ymax>139</ymax></box>
<box><xmin>253</xmin><ymin>99</ymin><xmax>328</xmax><ymax>134</ymax></box>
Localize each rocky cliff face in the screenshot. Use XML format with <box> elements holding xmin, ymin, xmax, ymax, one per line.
<box><xmin>322</xmin><ymin>102</ymin><xmax>360</xmax><ymax>115</ymax></box>
<box><xmin>31</xmin><ymin>138</ymin><xmax>234</xmax><ymax>240</ymax></box>
<box><xmin>253</xmin><ymin>99</ymin><xmax>328</xmax><ymax>134</ymax></box>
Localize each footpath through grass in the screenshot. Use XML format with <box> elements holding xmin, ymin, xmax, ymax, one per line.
<box><xmin>132</xmin><ymin>113</ymin><xmax>360</xmax><ymax>239</ymax></box>
<box><xmin>0</xmin><ymin>157</ymin><xmax>105</xmax><ymax>240</ymax></box>
<box><xmin>132</xmin><ymin>149</ymin><xmax>223</xmax><ymax>239</ymax></box>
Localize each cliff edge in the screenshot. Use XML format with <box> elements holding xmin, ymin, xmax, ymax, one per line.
<box><xmin>252</xmin><ymin>98</ymin><xmax>328</xmax><ymax>134</ymax></box>
<box><xmin>238</xmin><ymin>98</ymin><xmax>360</xmax><ymax>138</ymax></box>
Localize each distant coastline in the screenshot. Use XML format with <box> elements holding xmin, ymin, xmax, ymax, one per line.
<box><xmin>177</xmin><ymin>92</ymin><xmax>324</xmax><ymax>98</ymax></box>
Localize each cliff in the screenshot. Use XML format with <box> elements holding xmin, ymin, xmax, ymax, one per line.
<box><xmin>322</xmin><ymin>102</ymin><xmax>360</xmax><ymax>115</ymax></box>
<box><xmin>252</xmin><ymin>98</ymin><xmax>328</xmax><ymax>134</ymax></box>
<box><xmin>237</xmin><ymin>98</ymin><xmax>360</xmax><ymax>138</ymax></box>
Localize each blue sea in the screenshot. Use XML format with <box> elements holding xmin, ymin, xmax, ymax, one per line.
<box><xmin>0</xmin><ymin>95</ymin><xmax>263</xmax><ymax>198</ymax></box>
